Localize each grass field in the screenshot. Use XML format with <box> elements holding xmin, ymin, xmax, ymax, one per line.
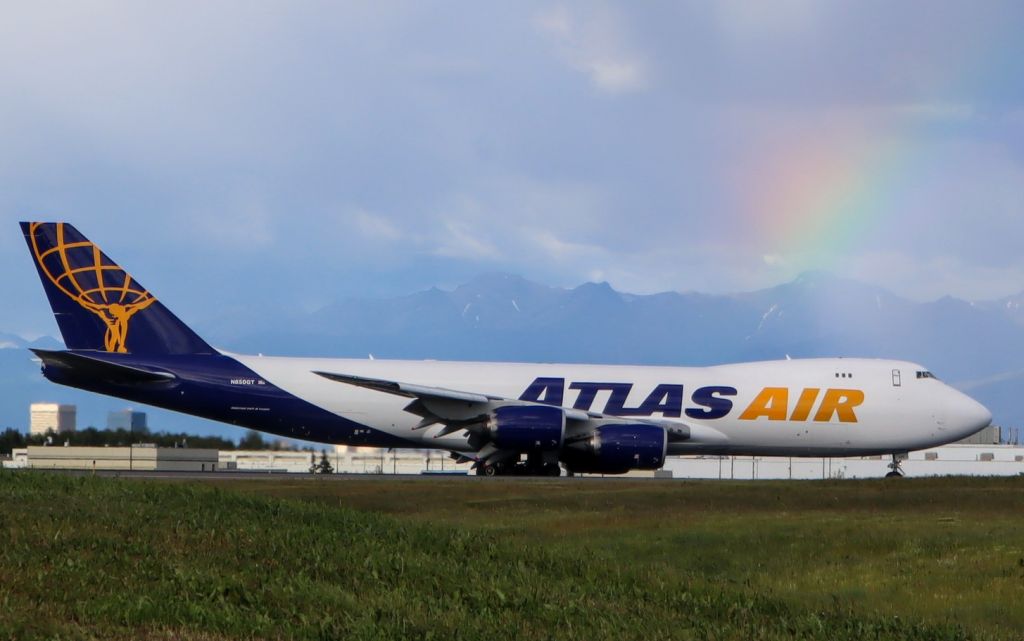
<box><xmin>1</xmin><ymin>472</ymin><xmax>1022</xmax><ymax>640</ymax></box>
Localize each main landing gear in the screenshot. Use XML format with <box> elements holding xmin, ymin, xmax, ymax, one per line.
<box><xmin>475</xmin><ymin>459</ymin><xmax>562</xmax><ymax>477</ymax></box>
<box><xmin>885</xmin><ymin>453</ymin><xmax>905</xmax><ymax>478</ymax></box>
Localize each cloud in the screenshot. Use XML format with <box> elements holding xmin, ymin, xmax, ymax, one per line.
<box><xmin>2</xmin><ymin>2</ymin><xmax>1024</xmax><ymax>337</ymax></box>
<box><xmin>432</xmin><ymin>219</ymin><xmax>501</xmax><ymax>261</ymax></box>
<box><xmin>534</xmin><ymin>4</ymin><xmax>649</xmax><ymax>93</ymax></box>
<box><xmin>348</xmin><ymin>209</ymin><xmax>402</xmax><ymax>242</ymax></box>
<box><xmin>845</xmin><ymin>252</ymin><xmax>1024</xmax><ymax>302</ymax></box>
<box><xmin>712</xmin><ymin>1</ymin><xmax>823</xmax><ymax>41</ymax></box>
<box><xmin>529</xmin><ymin>228</ymin><xmax>607</xmax><ymax>262</ymax></box>
<box><xmin>180</xmin><ymin>190</ymin><xmax>277</xmax><ymax>251</ymax></box>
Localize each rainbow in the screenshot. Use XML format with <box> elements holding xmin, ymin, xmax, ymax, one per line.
<box><xmin>741</xmin><ymin>119</ymin><xmax>921</xmax><ymax>270</ymax></box>
<box><xmin>736</xmin><ymin>9</ymin><xmax>1015</xmax><ymax>276</ymax></box>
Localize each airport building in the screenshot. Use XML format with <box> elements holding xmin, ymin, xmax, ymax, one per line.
<box><xmin>954</xmin><ymin>424</ymin><xmax>1001</xmax><ymax>445</ymax></box>
<box><xmin>654</xmin><ymin>426</ymin><xmax>1024</xmax><ymax>479</ymax></box>
<box><xmin>22</xmin><ymin>444</ymin><xmax>219</xmax><ymax>471</ymax></box>
<box><xmin>659</xmin><ymin>444</ymin><xmax>1024</xmax><ymax>480</ymax></box>
<box><xmin>6</xmin><ymin>442</ymin><xmax>1021</xmax><ymax>477</ymax></box>
<box><xmin>219</xmin><ymin>446</ymin><xmax>460</xmax><ymax>474</ymax></box>
<box><xmin>3</xmin><ymin>424</ymin><xmax>1021</xmax><ymax>477</ymax></box>
<box><xmin>29</xmin><ymin>403</ymin><xmax>76</xmax><ymax>435</ymax></box>
<box><xmin>106</xmin><ymin>409</ymin><xmax>148</xmax><ymax>431</ymax></box>
<box><xmin>3</xmin><ymin>445</ymin><xmax>462</xmax><ymax>473</ymax></box>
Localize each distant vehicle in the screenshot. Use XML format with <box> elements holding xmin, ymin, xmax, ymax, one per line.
<box><xmin>21</xmin><ymin>222</ymin><xmax>992</xmax><ymax>477</ymax></box>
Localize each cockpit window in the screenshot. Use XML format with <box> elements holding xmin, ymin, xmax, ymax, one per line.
<box><xmin>915</xmin><ymin>371</ymin><xmax>938</xmax><ymax>380</ymax></box>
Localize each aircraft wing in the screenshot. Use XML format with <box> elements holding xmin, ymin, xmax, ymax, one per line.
<box><xmin>313</xmin><ymin>371</ymin><xmax>501</xmax><ymax>405</ymax></box>
<box><xmin>313</xmin><ymin>370</ymin><xmax>634</xmax><ymax>426</ymax></box>
<box><xmin>312</xmin><ymin>369</ymin><xmax>693</xmax><ymax>462</ymax></box>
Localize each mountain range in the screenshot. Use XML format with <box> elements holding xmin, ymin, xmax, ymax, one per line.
<box><xmin>3</xmin><ymin>271</ymin><xmax>1022</xmax><ymax>441</ymax></box>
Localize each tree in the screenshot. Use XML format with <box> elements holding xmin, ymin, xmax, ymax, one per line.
<box><xmin>310</xmin><ymin>450</ymin><xmax>334</xmax><ymax>475</ymax></box>
<box><xmin>238</xmin><ymin>430</ymin><xmax>267</xmax><ymax>450</ymax></box>
<box><xmin>3</xmin><ymin>425</ymin><xmax>289</xmax><ymax>454</ymax></box>
<box><xmin>0</xmin><ymin>428</ymin><xmax>26</xmax><ymax>455</ymax></box>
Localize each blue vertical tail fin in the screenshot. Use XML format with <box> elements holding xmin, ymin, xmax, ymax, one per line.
<box><xmin>20</xmin><ymin>222</ymin><xmax>215</xmax><ymax>355</ymax></box>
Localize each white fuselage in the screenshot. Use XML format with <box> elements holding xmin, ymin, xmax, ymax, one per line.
<box><xmin>231</xmin><ymin>355</ymin><xmax>992</xmax><ymax>457</ymax></box>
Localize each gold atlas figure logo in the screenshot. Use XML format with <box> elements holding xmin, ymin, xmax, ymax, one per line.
<box><xmin>29</xmin><ymin>222</ymin><xmax>156</xmax><ymax>353</ymax></box>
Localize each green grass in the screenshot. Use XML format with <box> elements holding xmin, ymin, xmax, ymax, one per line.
<box><xmin>1</xmin><ymin>472</ymin><xmax>1022</xmax><ymax>640</ymax></box>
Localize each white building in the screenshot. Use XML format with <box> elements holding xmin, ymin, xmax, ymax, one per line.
<box><xmin>7</xmin><ymin>441</ymin><xmax>1021</xmax><ymax>478</ymax></box>
<box><xmin>29</xmin><ymin>403</ymin><xmax>76</xmax><ymax>435</ymax></box>
<box><xmin>3</xmin><ymin>449</ymin><xmax>28</xmax><ymax>469</ymax></box>
<box><xmin>659</xmin><ymin>444</ymin><xmax>1024</xmax><ymax>479</ymax></box>
<box><xmin>23</xmin><ymin>444</ymin><xmax>219</xmax><ymax>471</ymax></box>
<box><xmin>219</xmin><ymin>449</ymin><xmax>317</xmax><ymax>473</ymax></box>
<box><xmin>219</xmin><ymin>446</ymin><xmax>467</xmax><ymax>474</ymax></box>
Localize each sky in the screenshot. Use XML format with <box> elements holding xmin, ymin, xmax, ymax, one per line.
<box><xmin>2</xmin><ymin>1</ymin><xmax>1024</xmax><ymax>340</ymax></box>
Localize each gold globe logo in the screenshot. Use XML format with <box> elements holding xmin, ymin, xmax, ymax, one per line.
<box><xmin>28</xmin><ymin>222</ymin><xmax>156</xmax><ymax>353</ymax></box>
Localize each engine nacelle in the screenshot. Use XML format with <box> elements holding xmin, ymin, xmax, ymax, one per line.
<box><xmin>563</xmin><ymin>423</ymin><xmax>667</xmax><ymax>474</ymax></box>
<box><xmin>489</xmin><ymin>405</ymin><xmax>565</xmax><ymax>451</ymax></box>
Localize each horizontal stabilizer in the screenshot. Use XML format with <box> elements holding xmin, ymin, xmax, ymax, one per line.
<box><xmin>31</xmin><ymin>349</ymin><xmax>176</xmax><ymax>385</ymax></box>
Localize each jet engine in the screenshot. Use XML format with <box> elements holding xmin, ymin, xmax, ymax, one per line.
<box><xmin>562</xmin><ymin>423</ymin><xmax>667</xmax><ymax>474</ymax></box>
<box><xmin>487</xmin><ymin>405</ymin><xmax>565</xmax><ymax>451</ymax></box>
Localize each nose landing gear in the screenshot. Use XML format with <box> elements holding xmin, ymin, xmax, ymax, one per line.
<box><xmin>885</xmin><ymin>453</ymin><xmax>905</xmax><ymax>478</ymax></box>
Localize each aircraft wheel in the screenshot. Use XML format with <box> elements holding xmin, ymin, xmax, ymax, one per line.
<box><xmin>481</xmin><ymin>464</ymin><xmax>498</xmax><ymax>477</ymax></box>
<box><xmin>885</xmin><ymin>453</ymin><xmax>905</xmax><ymax>478</ymax></box>
<box><xmin>544</xmin><ymin>463</ymin><xmax>561</xmax><ymax>477</ymax></box>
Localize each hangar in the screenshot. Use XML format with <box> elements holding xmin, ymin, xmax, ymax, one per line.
<box><xmin>21</xmin><ymin>444</ymin><xmax>219</xmax><ymax>472</ymax></box>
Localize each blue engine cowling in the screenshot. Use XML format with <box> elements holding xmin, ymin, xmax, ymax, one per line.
<box><xmin>563</xmin><ymin>424</ymin><xmax>667</xmax><ymax>474</ymax></box>
<box><xmin>490</xmin><ymin>405</ymin><xmax>565</xmax><ymax>451</ymax></box>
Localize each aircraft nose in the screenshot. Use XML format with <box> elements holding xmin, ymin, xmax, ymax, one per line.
<box><xmin>950</xmin><ymin>392</ymin><xmax>992</xmax><ymax>435</ymax></box>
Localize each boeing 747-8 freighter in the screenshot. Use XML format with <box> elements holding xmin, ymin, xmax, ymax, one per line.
<box><xmin>21</xmin><ymin>222</ymin><xmax>991</xmax><ymax>476</ymax></box>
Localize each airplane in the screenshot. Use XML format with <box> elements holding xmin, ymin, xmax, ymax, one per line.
<box><xmin>20</xmin><ymin>222</ymin><xmax>992</xmax><ymax>477</ymax></box>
